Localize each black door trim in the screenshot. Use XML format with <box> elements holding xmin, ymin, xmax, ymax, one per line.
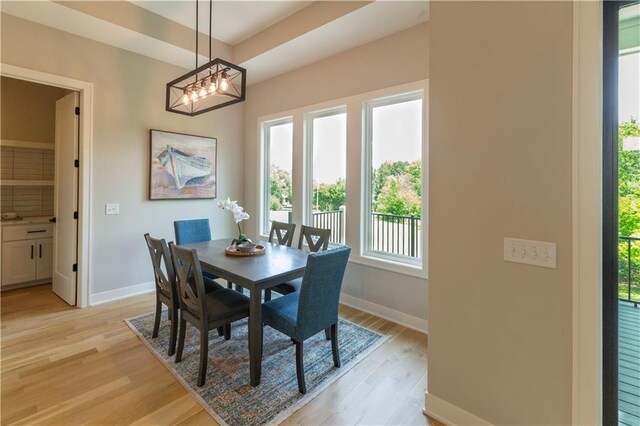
<box><xmin>602</xmin><ymin>1</ymin><xmax>637</xmax><ymax>424</ymax></box>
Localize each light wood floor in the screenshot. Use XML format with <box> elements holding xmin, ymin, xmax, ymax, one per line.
<box><xmin>1</xmin><ymin>284</ymin><xmax>438</xmax><ymax>425</ymax></box>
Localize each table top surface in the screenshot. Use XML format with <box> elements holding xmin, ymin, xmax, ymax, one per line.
<box><xmin>183</xmin><ymin>238</ymin><xmax>309</xmax><ymax>286</ymax></box>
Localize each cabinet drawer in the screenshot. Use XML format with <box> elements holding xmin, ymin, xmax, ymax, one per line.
<box><xmin>3</xmin><ymin>224</ymin><xmax>53</xmax><ymax>242</ymax></box>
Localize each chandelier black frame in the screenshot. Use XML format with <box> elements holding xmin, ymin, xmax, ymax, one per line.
<box><xmin>166</xmin><ymin>0</ymin><xmax>246</xmax><ymax>116</ymax></box>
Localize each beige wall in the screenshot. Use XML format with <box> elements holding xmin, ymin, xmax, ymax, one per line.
<box><xmin>1</xmin><ymin>14</ymin><xmax>245</xmax><ymax>296</ymax></box>
<box><xmin>1</xmin><ymin>76</ymin><xmax>69</xmax><ymax>143</ymax></box>
<box><xmin>243</xmin><ymin>23</ymin><xmax>429</xmax><ymax>322</ymax></box>
<box><xmin>428</xmin><ymin>1</ymin><xmax>573</xmax><ymax>424</ymax></box>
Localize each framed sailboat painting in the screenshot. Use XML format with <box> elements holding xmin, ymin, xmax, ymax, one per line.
<box><xmin>149</xmin><ymin>129</ymin><xmax>217</xmax><ymax>200</ymax></box>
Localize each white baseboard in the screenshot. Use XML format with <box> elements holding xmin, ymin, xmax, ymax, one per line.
<box><xmin>90</xmin><ymin>281</ymin><xmax>155</xmax><ymax>306</ymax></box>
<box><xmin>424</xmin><ymin>392</ymin><xmax>492</xmax><ymax>426</ymax></box>
<box><xmin>339</xmin><ymin>293</ymin><xmax>428</xmax><ymax>334</ymax></box>
<box><xmin>88</xmin><ymin>284</ymin><xmax>427</xmax><ymax>335</ymax></box>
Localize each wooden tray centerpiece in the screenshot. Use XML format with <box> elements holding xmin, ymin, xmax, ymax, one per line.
<box><xmin>225</xmin><ymin>243</ymin><xmax>266</xmax><ymax>257</ymax></box>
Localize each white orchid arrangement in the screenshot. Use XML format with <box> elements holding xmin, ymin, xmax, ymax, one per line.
<box><xmin>217</xmin><ymin>197</ymin><xmax>251</xmax><ymax>244</ymax></box>
<box><xmin>217</xmin><ymin>197</ymin><xmax>250</xmax><ymax>223</ymax></box>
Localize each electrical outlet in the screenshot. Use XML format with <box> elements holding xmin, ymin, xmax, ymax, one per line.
<box><xmin>105</xmin><ymin>203</ymin><xmax>119</xmax><ymax>215</ymax></box>
<box><xmin>504</xmin><ymin>237</ymin><xmax>556</xmax><ymax>268</ymax></box>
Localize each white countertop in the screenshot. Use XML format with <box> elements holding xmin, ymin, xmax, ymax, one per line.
<box><xmin>1</xmin><ymin>216</ymin><xmax>53</xmax><ymax>227</ymax></box>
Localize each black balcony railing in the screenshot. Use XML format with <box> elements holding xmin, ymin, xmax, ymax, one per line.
<box><xmin>298</xmin><ymin>210</ymin><xmax>421</xmax><ymax>257</ymax></box>
<box><xmin>312</xmin><ymin>210</ymin><xmax>344</xmax><ymax>243</ymax></box>
<box><xmin>371</xmin><ymin>212</ymin><xmax>421</xmax><ymax>258</ymax></box>
<box><xmin>619</xmin><ymin>235</ymin><xmax>640</xmax><ymax>306</ymax></box>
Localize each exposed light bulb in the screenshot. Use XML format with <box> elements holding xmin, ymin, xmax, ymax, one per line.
<box><xmin>220</xmin><ymin>78</ymin><xmax>229</xmax><ymax>92</ymax></box>
<box><xmin>208</xmin><ymin>79</ymin><xmax>217</xmax><ymax>93</ymax></box>
<box><xmin>199</xmin><ymin>85</ymin><xmax>207</xmax><ymax>98</ymax></box>
<box><xmin>182</xmin><ymin>91</ymin><xmax>189</xmax><ymax>105</ymax></box>
<box><xmin>190</xmin><ymin>91</ymin><xmax>198</xmax><ymax>102</ymax></box>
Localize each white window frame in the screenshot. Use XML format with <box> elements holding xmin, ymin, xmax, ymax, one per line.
<box><xmin>256</xmin><ymin>80</ymin><xmax>428</xmax><ymax>279</ymax></box>
<box><xmin>361</xmin><ymin>90</ymin><xmax>425</xmax><ymax>268</ymax></box>
<box><xmin>304</xmin><ymin>106</ymin><xmax>348</xmax><ymax>244</ymax></box>
<box><xmin>260</xmin><ymin>117</ymin><xmax>293</xmax><ymax>236</ymax></box>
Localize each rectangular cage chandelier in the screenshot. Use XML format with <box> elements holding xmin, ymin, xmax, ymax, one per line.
<box><xmin>166</xmin><ymin>0</ymin><xmax>246</xmax><ymax>116</ymax></box>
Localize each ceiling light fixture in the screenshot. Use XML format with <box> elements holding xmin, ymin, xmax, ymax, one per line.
<box><xmin>166</xmin><ymin>0</ymin><xmax>246</xmax><ymax>116</ymax></box>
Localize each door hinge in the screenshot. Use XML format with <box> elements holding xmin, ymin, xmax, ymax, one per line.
<box><xmin>72</xmin><ymin>264</ymin><xmax>78</xmax><ymax>272</ymax></box>
<box><xmin>75</xmin><ymin>107</ymin><xmax>80</xmax><ymax>115</ymax></box>
<box><xmin>73</xmin><ymin>211</ymin><xmax>78</xmax><ymax>219</ymax></box>
<box><xmin>74</xmin><ymin>159</ymin><xmax>79</xmax><ymax>168</ymax></box>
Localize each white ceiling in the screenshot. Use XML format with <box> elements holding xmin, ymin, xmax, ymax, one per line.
<box><xmin>243</xmin><ymin>1</ymin><xmax>429</xmax><ymax>83</ymax></box>
<box><xmin>131</xmin><ymin>1</ymin><xmax>312</xmax><ymax>45</ymax></box>
<box><xmin>1</xmin><ymin>0</ymin><xmax>428</xmax><ymax>84</ymax></box>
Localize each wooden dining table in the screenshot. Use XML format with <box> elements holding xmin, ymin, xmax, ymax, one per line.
<box><xmin>182</xmin><ymin>238</ymin><xmax>309</xmax><ymax>386</ymax></box>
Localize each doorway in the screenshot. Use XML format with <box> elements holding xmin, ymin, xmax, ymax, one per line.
<box><xmin>0</xmin><ymin>64</ymin><xmax>93</xmax><ymax>308</ymax></box>
<box><xmin>1</xmin><ymin>77</ymin><xmax>80</xmax><ymax>305</ymax></box>
<box><xmin>603</xmin><ymin>2</ymin><xmax>640</xmax><ymax>425</ymax></box>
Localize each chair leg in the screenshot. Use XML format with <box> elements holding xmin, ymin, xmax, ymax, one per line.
<box><xmin>295</xmin><ymin>340</ymin><xmax>306</xmax><ymax>394</ymax></box>
<box><xmin>264</xmin><ymin>289</ymin><xmax>272</xmax><ymax>302</ymax></box>
<box><xmin>167</xmin><ymin>308</ymin><xmax>172</xmax><ymax>321</ymax></box>
<box><xmin>324</xmin><ymin>327</ymin><xmax>331</xmax><ymax>340</ymax></box>
<box><xmin>152</xmin><ymin>298</ymin><xmax>162</xmax><ymax>338</ymax></box>
<box><xmin>168</xmin><ymin>307</ymin><xmax>178</xmax><ymax>357</ymax></box>
<box><xmin>331</xmin><ymin>323</ymin><xmax>341</xmax><ymax>368</ymax></box>
<box><xmin>224</xmin><ymin>323</ymin><xmax>231</xmax><ymax>340</ymax></box>
<box><xmin>175</xmin><ymin>317</ymin><xmax>186</xmax><ymax>363</ymax></box>
<box><xmin>197</xmin><ymin>327</ymin><xmax>209</xmax><ymax>387</ymax></box>
<box><xmin>217</xmin><ymin>327</ymin><xmax>224</xmax><ymax>336</ymax></box>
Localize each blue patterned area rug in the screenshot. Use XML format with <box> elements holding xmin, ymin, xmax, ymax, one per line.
<box><xmin>125</xmin><ymin>311</ymin><xmax>387</xmax><ymax>426</ymax></box>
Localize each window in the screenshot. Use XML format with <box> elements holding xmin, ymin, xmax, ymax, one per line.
<box><xmin>258</xmin><ymin>83</ymin><xmax>426</xmax><ymax>275</ymax></box>
<box><xmin>363</xmin><ymin>91</ymin><xmax>423</xmax><ymax>265</ymax></box>
<box><xmin>307</xmin><ymin>108</ymin><xmax>347</xmax><ymax>244</ymax></box>
<box><xmin>262</xmin><ymin>119</ymin><xmax>293</xmax><ymax>235</ymax></box>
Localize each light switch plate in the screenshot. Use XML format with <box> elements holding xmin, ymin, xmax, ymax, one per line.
<box><xmin>504</xmin><ymin>237</ymin><xmax>556</xmax><ymax>268</ymax></box>
<box><xmin>105</xmin><ymin>203</ymin><xmax>119</xmax><ymax>215</ymax></box>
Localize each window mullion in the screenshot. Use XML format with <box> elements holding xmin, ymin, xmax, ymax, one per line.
<box><xmin>345</xmin><ymin>100</ymin><xmax>362</xmax><ymax>252</ymax></box>
<box><xmin>291</xmin><ymin>113</ymin><xmax>305</xmax><ymax>228</ymax></box>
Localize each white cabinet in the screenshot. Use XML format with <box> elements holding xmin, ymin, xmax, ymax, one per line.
<box><xmin>1</xmin><ymin>240</ymin><xmax>36</xmax><ymax>285</ymax></box>
<box><xmin>36</xmin><ymin>238</ymin><xmax>53</xmax><ymax>280</ymax></box>
<box><xmin>1</xmin><ymin>223</ymin><xmax>53</xmax><ymax>286</ymax></box>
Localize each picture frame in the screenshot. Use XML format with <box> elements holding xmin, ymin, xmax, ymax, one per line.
<box><xmin>149</xmin><ymin>129</ymin><xmax>217</xmax><ymax>200</ymax></box>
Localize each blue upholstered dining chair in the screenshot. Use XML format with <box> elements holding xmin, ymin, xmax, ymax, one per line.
<box><xmin>262</xmin><ymin>245</ymin><xmax>351</xmax><ymax>394</ymax></box>
<box><xmin>264</xmin><ymin>225</ymin><xmax>331</xmax><ymax>303</ymax></box>
<box><xmin>174</xmin><ymin>219</ymin><xmax>212</xmax><ymax>245</ymax></box>
<box><xmin>174</xmin><ymin>219</ymin><xmax>235</xmax><ymax>290</ymax></box>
